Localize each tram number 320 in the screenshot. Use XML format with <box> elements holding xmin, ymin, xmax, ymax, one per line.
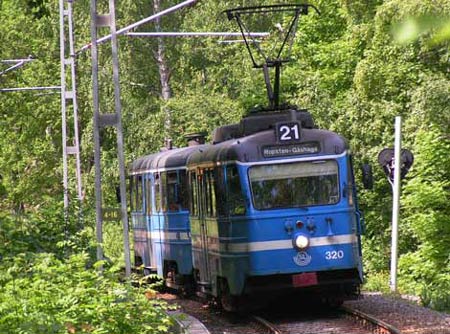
<box><xmin>325</xmin><ymin>250</ymin><xmax>344</xmax><ymax>260</ymax></box>
<box><xmin>276</xmin><ymin>121</ymin><xmax>301</xmax><ymax>142</ymax></box>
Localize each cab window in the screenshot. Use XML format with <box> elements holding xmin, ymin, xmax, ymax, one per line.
<box><xmin>249</xmin><ymin>160</ymin><xmax>339</xmax><ymax>210</ymax></box>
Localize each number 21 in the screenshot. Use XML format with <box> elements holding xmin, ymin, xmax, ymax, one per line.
<box><xmin>279</xmin><ymin>124</ymin><xmax>300</xmax><ymax>141</ymax></box>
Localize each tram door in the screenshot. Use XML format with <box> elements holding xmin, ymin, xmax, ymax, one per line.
<box><xmin>153</xmin><ymin>172</ymin><xmax>165</xmax><ymax>277</ymax></box>
<box><xmin>192</xmin><ymin>169</ymin><xmax>211</xmax><ymax>288</ymax></box>
<box><xmin>131</xmin><ymin>175</ymin><xmax>151</xmax><ymax>272</ymax></box>
<box><xmin>144</xmin><ymin>175</ymin><xmax>155</xmax><ymax>272</ymax></box>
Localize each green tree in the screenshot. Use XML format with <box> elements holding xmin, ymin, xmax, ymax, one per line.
<box><xmin>400</xmin><ymin>127</ymin><xmax>450</xmax><ymax>310</ymax></box>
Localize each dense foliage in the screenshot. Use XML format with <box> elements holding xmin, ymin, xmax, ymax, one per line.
<box><xmin>0</xmin><ymin>212</ymin><xmax>172</xmax><ymax>334</ymax></box>
<box><xmin>0</xmin><ymin>1</ymin><xmax>449</xmax><ymax>330</ymax></box>
<box><xmin>0</xmin><ymin>251</ymin><xmax>172</xmax><ymax>334</ymax></box>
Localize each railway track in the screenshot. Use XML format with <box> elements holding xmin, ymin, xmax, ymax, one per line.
<box><xmin>249</xmin><ymin>305</ymin><xmax>402</xmax><ymax>334</ymax></box>
<box><xmin>160</xmin><ymin>292</ymin><xmax>448</xmax><ymax>334</ymax></box>
<box><xmin>342</xmin><ymin>305</ymin><xmax>402</xmax><ymax>334</ymax></box>
<box><xmin>250</xmin><ymin>315</ymin><xmax>283</xmax><ymax>334</ymax></box>
<box><xmin>160</xmin><ymin>292</ymin><xmax>404</xmax><ymax>334</ymax></box>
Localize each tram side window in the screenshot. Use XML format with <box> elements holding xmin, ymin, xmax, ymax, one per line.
<box><xmin>226</xmin><ymin>165</ymin><xmax>245</xmax><ymax>216</ymax></box>
<box><xmin>129</xmin><ymin>176</ymin><xmax>134</xmax><ymax>211</ymax></box>
<box><xmin>133</xmin><ymin>175</ymin><xmax>143</xmax><ymax>212</ymax></box>
<box><xmin>155</xmin><ymin>173</ymin><xmax>161</xmax><ymax>212</ymax></box>
<box><xmin>216</xmin><ymin>167</ymin><xmax>226</xmax><ymax>217</ymax></box>
<box><xmin>145</xmin><ymin>176</ymin><xmax>152</xmax><ymax>215</ymax></box>
<box><xmin>205</xmin><ymin>169</ymin><xmax>217</xmax><ymax>217</ymax></box>
<box><xmin>160</xmin><ymin>172</ymin><xmax>168</xmax><ymax>212</ymax></box>
<box><xmin>210</xmin><ymin>170</ymin><xmax>217</xmax><ymax>217</ymax></box>
<box><xmin>167</xmin><ymin>171</ymin><xmax>180</xmax><ymax>211</ymax></box>
<box><xmin>189</xmin><ymin>171</ymin><xmax>198</xmax><ymax>216</ymax></box>
<box><xmin>179</xmin><ymin>171</ymin><xmax>189</xmax><ymax>210</ymax></box>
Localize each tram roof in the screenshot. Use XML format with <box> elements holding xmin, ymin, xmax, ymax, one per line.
<box><xmin>187</xmin><ymin>128</ymin><xmax>348</xmax><ymax>166</ymax></box>
<box><xmin>129</xmin><ymin>145</ymin><xmax>206</xmax><ymax>174</ymax></box>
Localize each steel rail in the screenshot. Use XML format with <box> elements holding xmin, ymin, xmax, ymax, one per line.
<box><xmin>341</xmin><ymin>305</ymin><xmax>403</xmax><ymax>334</ymax></box>
<box><xmin>251</xmin><ymin>315</ymin><xmax>283</xmax><ymax>334</ymax></box>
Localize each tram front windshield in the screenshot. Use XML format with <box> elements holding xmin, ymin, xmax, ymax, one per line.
<box><xmin>249</xmin><ymin>160</ymin><xmax>339</xmax><ymax>210</ymax></box>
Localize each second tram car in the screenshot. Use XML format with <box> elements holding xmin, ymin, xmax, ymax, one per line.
<box><xmin>130</xmin><ymin>141</ymin><xmax>204</xmax><ymax>290</ymax></box>
<box><xmin>129</xmin><ymin>108</ymin><xmax>364</xmax><ymax>311</ymax></box>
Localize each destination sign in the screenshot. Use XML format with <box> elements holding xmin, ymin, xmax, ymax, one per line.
<box><xmin>262</xmin><ymin>142</ymin><xmax>320</xmax><ymax>158</ymax></box>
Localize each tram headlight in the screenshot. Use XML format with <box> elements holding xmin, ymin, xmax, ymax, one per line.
<box><xmin>294</xmin><ymin>234</ymin><xmax>310</xmax><ymax>250</ymax></box>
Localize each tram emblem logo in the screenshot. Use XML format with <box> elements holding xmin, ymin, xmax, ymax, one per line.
<box><xmin>293</xmin><ymin>251</ymin><xmax>311</xmax><ymax>266</ymax></box>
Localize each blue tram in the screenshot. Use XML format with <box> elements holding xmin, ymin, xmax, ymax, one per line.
<box><xmin>129</xmin><ymin>108</ymin><xmax>364</xmax><ymax>311</ymax></box>
<box><xmin>129</xmin><ymin>141</ymin><xmax>204</xmax><ymax>290</ymax></box>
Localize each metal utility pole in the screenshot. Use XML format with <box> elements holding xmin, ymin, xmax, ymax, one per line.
<box><xmin>59</xmin><ymin>0</ymin><xmax>83</xmax><ymax>222</ymax></box>
<box><xmin>90</xmin><ymin>0</ymin><xmax>131</xmax><ymax>278</ymax></box>
<box><xmin>390</xmin><ymin>116</ymin><xmax>402</xmax><ymax>292</ymax></box>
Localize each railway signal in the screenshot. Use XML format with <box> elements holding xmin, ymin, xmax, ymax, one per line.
<box><xmin>378</xmin><ymin>117</ymin><xmax>414</xmax><ymax>292</ymax></box>
<box><xmin>378</xmin><ymin>148</ymin><xmax>414</xmax><ymax>183</ymax></box>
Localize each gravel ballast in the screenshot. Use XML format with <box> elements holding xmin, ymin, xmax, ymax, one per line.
<box><xmin>345</xmin><ymin>292</ymin><xmax>450</xmax><ymax>334</ymax></box>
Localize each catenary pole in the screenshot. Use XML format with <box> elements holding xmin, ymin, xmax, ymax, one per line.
<box><xmin>90</xmin><ymin>0</ymin><xmax>104</xmax><ymax>269</ymax></box>
<box><xmin>390</xmin><ymin>116</ymin><xmax>402</xmax><ymax>292</ymax></box>
<box><xmin>59</xmin><ymin>0</ymin><xmax>70</xmax><ymax>217</ymax></box>
<box><xmin>67</xmin><ymin>0</ymin><xmax>84</xmax><ymax>207</ymax></box>
<box><xmin>90</xmin><ymin>0</ymin><xmax>134</xmax><ymax>277</ymax></box>
<box><xmin>109</xmin><ymin>0</ymin><xmax>132</xmax><ymax>278</ymax></box>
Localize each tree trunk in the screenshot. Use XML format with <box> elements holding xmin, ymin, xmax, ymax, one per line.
<box><xmin>153</xmin><ymin>0</ymin><xmax>172</xmax><ymax>146</ymax></box>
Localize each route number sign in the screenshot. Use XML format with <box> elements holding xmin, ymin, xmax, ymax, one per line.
<box><xmin>276</xmin><ymin>121</ymin><xmax>301</xmax><ymax>142</ymax></box>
